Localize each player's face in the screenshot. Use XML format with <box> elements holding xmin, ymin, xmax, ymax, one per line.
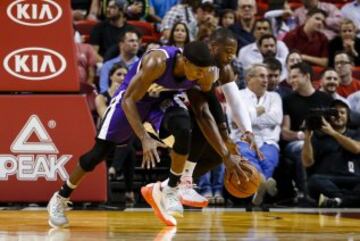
<box><xmin>184</xmin><ymin>60</ymin><xmax>213</xmax><ymax>91</ymax></box>
<box><xmin>213</xmin><ymin>39</ymin><xmax>237</xmax><ymax>66</ymax></box>
<box><xmin>321</xmin><ymin>70</ymin><xmax>339</xmax><ymax>94</ymax></box>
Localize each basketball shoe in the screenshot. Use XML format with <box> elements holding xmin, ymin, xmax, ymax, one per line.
<box><xmin>178</xmin><ymin>176</ymin><xmax>208</xmax><ymax>208</ymax></box>
<box><xmin>141</xmin><ymin>182</ymin><xmax>178</xmax><ymax>226</ymax></box>
<box><xmin>47</xmin><ymin>192</ymin><xmax>71</xmax><ymax>228</ymax></box>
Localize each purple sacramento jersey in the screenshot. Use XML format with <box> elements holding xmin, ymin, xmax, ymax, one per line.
<box><xmin>98</xmin><ymin>46</ymin><xmax>197</xmax><ymax>144</ymax></box>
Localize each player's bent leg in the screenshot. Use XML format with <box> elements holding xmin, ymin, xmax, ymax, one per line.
<box><xmin>47</xmin><ymin>139</ymin><xmax>114</xmax><ymax>228</ymax></box>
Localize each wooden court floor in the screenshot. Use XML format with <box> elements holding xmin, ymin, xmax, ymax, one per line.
<box><xmin>0</xmin><ymin>208</ymin><xmax>360</xmax><ymax>240</ymax></box>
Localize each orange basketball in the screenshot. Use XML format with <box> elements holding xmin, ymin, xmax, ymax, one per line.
<box><xmin>224</xmin><ymin>162</ymin><xmax>261</xmax><ymax>198</ymax></box>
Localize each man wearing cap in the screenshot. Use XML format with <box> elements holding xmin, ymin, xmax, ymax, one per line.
<box><xmin>89</xmin><ymin>0</ymin><xmax>137</xmax><ymax>62</ymax></box>
<box><xmin>47</xmin><ymin>41</ymin><xmax>248</xmax><ymax>227</ymax></box>
<box><xmin>302</xmin><ymin>99</ymin><xmax>360</xmax><ymax>207</ymax></box>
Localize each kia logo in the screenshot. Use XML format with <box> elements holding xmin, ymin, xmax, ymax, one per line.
<box><xmin>3</xmin><ymin>47</ymin><xmax>66</xmax><ymax>81</ymax></box>
<box><xmin>7</xmin><ymin>0</ymin><xmax>62</xmax><ymax>26</ymax></box>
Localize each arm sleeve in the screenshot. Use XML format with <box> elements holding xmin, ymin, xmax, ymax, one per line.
<box><xmin>205</xmin><ymin>88</ymin><xmax>226</xmax><ymax>125</ymax></box>
<box><xmin>221</xmin><ymin>81</ymin><xmax>252</xmax><ymax>132</ymax></box>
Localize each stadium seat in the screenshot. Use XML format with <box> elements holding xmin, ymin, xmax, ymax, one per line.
<box><xmin>74</xmin><ymin>20</ymin><xmax>98</xmax><ymax>35</ymax></box>
<box><xmin>128</xmin><ymin>20</ymin><xmax>160</xmax><ymax>43</ymax></box>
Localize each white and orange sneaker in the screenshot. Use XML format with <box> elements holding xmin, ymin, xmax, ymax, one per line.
<box><xmin>178</xmin><ymin>177</ymin><xmax>208</xmax><ymax>208</ymax></box>
<box><xmin>141</xmin><ymin>182</ymin><xmax>177</xmax><ymax>226</ymax></box>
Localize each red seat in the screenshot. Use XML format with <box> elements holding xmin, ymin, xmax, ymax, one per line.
<box><xmin>312</xmin><ymin>66</ymin><xmax>324</xmax><ymax>82</ymax></box>
<box><xmin>74</xmin><ymin>20</ymin><xmax>98</xmax><ymax>36</ymax></box>
<box><xmin>353</xmin><ymin>67</ymin><xmax>360</xmax><ymax>80</ymax></box>
<box><xmin>128</xmin><ymin>20</ymin><xmax>160</xmax><ymax>43</ymax></box>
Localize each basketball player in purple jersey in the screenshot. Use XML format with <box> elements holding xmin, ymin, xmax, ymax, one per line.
<box><xmin>144</xmin><ymin>29</ymin><xmax>260</xmax><ymax>210</ymax></box>
<box><xmin>47</xmin><ymin>41</ymin><xmax>218</xmax><ymax>228</ymax></box>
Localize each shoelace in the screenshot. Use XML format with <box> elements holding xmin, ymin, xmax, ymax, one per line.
<box><xmin>53</xmin><ymin>197</ymin><xmax>72</xmax><ymax>215</ymax></box>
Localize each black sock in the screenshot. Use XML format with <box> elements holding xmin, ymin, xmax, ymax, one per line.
<box><xmin>58</xmin><ymin>181</ymin><xmax>75</xmax><ymax>198</ymax></box>
<box><xmin>168</xmin><ymin>171</ymin><xmax>181</xmax><ymax>188</ymax></box>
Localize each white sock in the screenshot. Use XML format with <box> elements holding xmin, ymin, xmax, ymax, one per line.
<box><xmin>182</xmin><ymin>160</ymin><xmax>197</xmax><ymax>178</ymax></box>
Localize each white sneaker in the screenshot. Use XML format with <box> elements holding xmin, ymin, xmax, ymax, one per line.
<box><xmin>178</xmin><ymin>177</ymin><xmax>208</xmax><ymax>208</ymax></box>
<box><xmin>47</xmin><ymin>192</ymin><xmax>71</xmax><ymax>228</ymax></box>
<box><xmin>252</xmin><ymin>182</ymin><xmax>267</xmax><ymax>206</ymax></box>
<box><xmin>141</xmin><ymin>182</ymin><xmax>177</xmax><ymax>226</ymax></box>
<box><xmin>266</xmin><ymin>178</ymin><xmax>278</xmax><ymax>197</ymax></box>
<box><xmin>162</xmin><ymin>186</ymin><xmax>184</xmax><ymax>218</ymax></box>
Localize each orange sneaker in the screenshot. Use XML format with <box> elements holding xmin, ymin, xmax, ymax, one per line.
<box><xmin>178</xmin><ymin>177</ymin><xmax>208</xmax><ymax>208</ymax></box>
<box><xmin>141</xmin><ymin>182</ymin><xmax>177</xmax><ymax>226</ymax></box>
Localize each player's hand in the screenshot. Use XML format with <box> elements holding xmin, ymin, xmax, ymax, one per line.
<box><xmin>223</xmin><ymin>153</ymin><xmax>252</xmax><ymax>184</ymax></box>
<box><xmin>241</xmin><ymin>132</ymin><xmax>265</xmax><ymax>160</ymax></box>
<box><xmin>141</xmin><ymin>135</ymin><xmax>167</xmax><ymax>169</ymax></box>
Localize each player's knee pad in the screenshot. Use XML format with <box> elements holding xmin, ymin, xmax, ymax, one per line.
<box><xmin>172</xmin><ymin>127</ymin><xmax>192</xmax><ymax>155</ymax></box>
<box><xmin>79</xmin><ymin>139</ymin><xmax>113</xmax><ymax>172</ymax></box>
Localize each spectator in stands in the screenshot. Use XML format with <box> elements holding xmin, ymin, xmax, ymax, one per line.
<box><xmin>149</xmin><ymin>0</ymin><xmax>178</xmax><ymax>20</ymax></box>
<box><xmin>279</xmin><ymin>50</ymin><xmax>303</xmax><ymax>93</ymax></box>
<box><xmin>99</xmin><ymin>29</ymin><xmax>140</xmax><ymax>92</ymax></box>
<box><xmin>284</xmin><ymin>8</ymin><xmax>329</xmax><ymax>67</ymax></box>
<box><xmin>264</xmin><ymin>0</ymin><xmax>297</xmax><ymax>40</ymax></box>
<box><xmin>348</xmin><ymin>91</ymin><xmax>360</xmax><ymax>127</ymax></box>
<box><xmin>219</xmin><ymin>9</ymin><xmax>236</xmax><ymax>28</ymax></box>
<box><xmin>89</xmin><ymin>0</ymin><xmax>137</xmax><ymax>62</ymax></box>
<box><xmin>160</xmin><ymin>0</ymin><xmax>197</xmax><ymax>42</ymax></box>
<box><xmin>72</xmin><ymin>0</ymin><xmax>98</xmax><ymax>20</ymax></box>
<box><xmin>341</xmin><ymin>0</ymin><xmax>360</xmax><ymax>38</ymax></box>
<box><xmin>234</xmin><ymin>64</ymin><xmax>282</xmax><ymax>206</ymax></box>
<box><xmin>302</xmin><ymin>99</ymin><xmax>360</xmax><ymax>207</ymax></box>
<box><xmin>282</xmin><ymin>62</ymin><xmax>333</xmax><ymax>194</ymax></box>
<box><xmin>198</xmin><ymin>163</ymin><xmax>225</xmax><ymax>205</ymax></box>
<box><xmin>195</xmin><ymin>2</ymin><xmax>218</xmax><ymax>42</ymax></box>
<box><xmin>75</xmin><ymin>34</ymin><xmax>98</xmax><ymax>85</ymax></box>
<box><xmin>328</xmin><ymin>19</ymin><xmax>360</xmax><ymax>67</ymax></box>
<box><xmin>95</xmin><ymin>63</ymin><xmax>136</xmax><ymax>206</ymax></box>
<box><xmin>228</xmin><ymin>0</ymin><xmax>257</xmax><ymax>48</ymax></box>
<box><xmin>293</xmin><ymin>0</ymin><xmax>342</xmax><ymax>40</ymax></box>
<box><xmin>334</xmin><ymin>51</ymin><xmax>360</xmax><ymax>97</ymax></box>
<box><xmin>238</xmin><ymin>27</ymin><xmax>289</xmax><ymax>81</ymax></box>
<box><xmin>264</xmin><ymin>57</ymin><xmax>292</xmax><ymax>98</ymax></box>
<box><xmin>319</xmin><ymin>68</ymin><xmax>348</xmax><ymax>104</ymax></box>
<box><xmin>167</xmin><ymin>22</ymin><xmax>190</xmax><ymax>49</ymax></box>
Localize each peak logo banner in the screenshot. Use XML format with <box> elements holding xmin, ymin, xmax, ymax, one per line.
<box><xmin>0</xmin><ymin>95</ymin><xmax>107</xmax><ymax>202</ymax></box>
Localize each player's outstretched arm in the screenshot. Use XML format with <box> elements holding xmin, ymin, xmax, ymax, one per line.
<box><xmin>187</xmin><ymin>88</ymin><xmax>251</xmax><ymax>182</ymax></box>
<box><xmin>122</xmin><ymin>51</ymin><xmax>167</xmax><ymax>168</ymax></box>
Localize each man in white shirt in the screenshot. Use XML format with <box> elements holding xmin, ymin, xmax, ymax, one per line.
<box><xmin>233</xmin><ymin>64</ymin><xmax>283</xmax><ymax>205</ymax></box>
<box><xmin>237</xmin><ymin>19</ymin><xmax>289</xmax><ymax>81</ymax></box>
<box><xmin>341</xmin><ymin>0</ymin><xmax>360</xmax><ymax>38</ymax></box>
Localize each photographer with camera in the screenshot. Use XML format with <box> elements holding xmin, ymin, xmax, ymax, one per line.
<box><xmin>302</xmin><ymin>99</ymin><xmax>360</xmax><ymax>207</ymax></box>
<box><xmin>281</xmin><ymin>62</ymin><xmax>333</xmax><ymax>199</ymax></box>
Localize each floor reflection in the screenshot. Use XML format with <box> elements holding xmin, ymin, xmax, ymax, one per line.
<box><xmin>0</xmin><ymin>210</ymin><xmax>359</xmax><ymax>241</ymax></box>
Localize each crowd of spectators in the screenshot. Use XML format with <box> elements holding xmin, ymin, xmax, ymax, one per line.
<box><xmin>71</xmin><ymin>0</ymin><xmax>360</xmax><ymax>207</ymax></box>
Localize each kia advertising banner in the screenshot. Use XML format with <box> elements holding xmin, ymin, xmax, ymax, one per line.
<box><xmin>0</xmin><ymin>95</ymin><xmax>107</xmax><ymax>202</ymax></box>
<box><xmin>0</xmin><ymin>0</ymin><xmax>79</xmax><ymax>92</ymax></box>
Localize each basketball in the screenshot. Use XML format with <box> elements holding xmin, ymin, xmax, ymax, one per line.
<box><xmin>224</xmin><ymin>162</ymin><xmax>261</xmax><ymax>198</ymax></box>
